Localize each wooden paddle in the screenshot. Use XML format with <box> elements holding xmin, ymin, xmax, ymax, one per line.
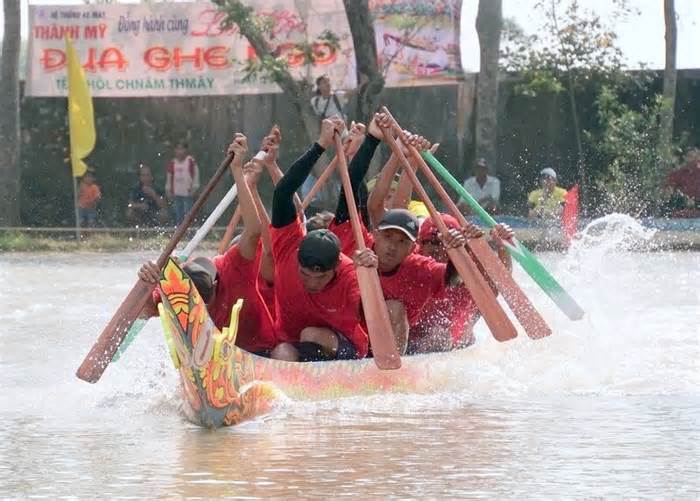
<box><xmin>378</xmin><ymin>111</ymin><xmax>517</xmax><ymax>342</ymax></box>
<box><xmin>334</xmin><ymin>134</ymin><xmax>401</xmax><ymax>369</ymax></box>
<box><xmin>302</xmin><ymin>157</ymin><xmax>338</xmax><ymax>210</ymax></box>
<box><xmin>402</xmin><ymin>140</ymin><xmax>552</xmax><ymax>340</ymax></box>
<box><xmin>218</xmin><ymin>206</ymin><xmax>242</xmax><ymax>254</ymax></box>
<box><xmin>76</xmin><ymin>152</ymin><xmax>235</xmax><ymax>383</ymax></box>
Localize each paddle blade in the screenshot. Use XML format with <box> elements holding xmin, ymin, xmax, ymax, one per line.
<box><xmin>447</xmin><ymin>247</ymin><xmax>518</xmax><ymax>342</ymax></box>
<box><xmin>76</xmin><ymin>279</ymin><xmax>155</xmax><ymax>383</ymax></box>
<box><xmin>469</xmin><ymin>238</ymin><xmax>551</xmax><ymax>339</ymax></box>
<box><xmin>356</xmin><ymin>266</ymin><xmax>401</xmax><ymax>370</ymax></box>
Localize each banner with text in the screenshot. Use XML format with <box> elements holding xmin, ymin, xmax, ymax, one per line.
<box><xmin>25</xmin><ymin>1</ymin><xmax>356</xmax><ymax>97</ymax></box>
<box><xmin>372</xmin><ymin>0</ymin><xmax>463</xmax><ymax>87</ymax></box>
<box><xmin>25</xmin><ymin>1</ymin><xmax>463</xmax><ymax>97</ymax></box>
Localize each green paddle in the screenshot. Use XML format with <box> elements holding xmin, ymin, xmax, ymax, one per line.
<box><xmin>421</xmin><ymin>151</ymin><xmax>585</xmax><ymax>321</ymax></box>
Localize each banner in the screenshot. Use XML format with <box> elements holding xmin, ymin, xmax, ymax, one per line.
<box><xmin>25</xmin><ymin>1</ymin><xmax>463</xmax><ymax>97</ymax></box>
<box><xmin>372</xmin><ymin>0</ymin><xmax>463</xmax><ymax>86</ymax></box>
<box><xmin>25</xmin><ymin>1</ymin><xmax>356</xmax><ymax>97</ymax></box>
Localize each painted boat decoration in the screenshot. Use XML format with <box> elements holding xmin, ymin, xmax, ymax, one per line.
<box><xmin>158</xmin><ymin>258</ymin><xmax>475</xmax><ymax>428</ymax></box>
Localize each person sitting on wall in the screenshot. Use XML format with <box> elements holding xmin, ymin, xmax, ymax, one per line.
<box><xmin>127</xmin><ymin>164</ymin><xmax>169</xmax><ymax>227</ymax></box>
<box><xmin>458</xmin><ymin>157</ymin><xmax>501</xmax><ymax>214</ymax></box>
<box><xmin>527</xmin><ymin>168</ymin><xmax>567</xmax><ymax>222</ymax></box>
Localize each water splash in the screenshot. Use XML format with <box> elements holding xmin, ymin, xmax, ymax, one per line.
<box><xmin>572</xmin><ymin>213</ymin><xmax>656</xmax><ymax>253</ymax></box>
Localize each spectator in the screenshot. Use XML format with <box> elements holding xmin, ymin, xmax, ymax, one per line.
<box><xmin>665</xmin><ymin>148</ymin><xmax>700</xmax><ymax>217</ymax></box>
<box><xmin>77</xmin><ymin>168</ymin><xmax>101</xmax><ymax>228</ymax></box>
<box><xmin>127</xmin><ymin>164</ymin><xmax>169</xmax><ymax>227</ymax></box>
<box><xmin>528</xmin><ymin>168</ymin><xmax>567</xmax><ymax>221</ymax></box>
<box><xmin>166</xmin><ymin>140</ymin><xmax>200</xmax><ymax>225</ymax></box>
<box><xmin>458</xmin><ymin>158</ymin><xmax>501</xmax><ymax>214</ymax></box>
<box><xmin>310</xmin><ymin>74</ymin><xmax>346</xmax><ymax>122</ymax></box>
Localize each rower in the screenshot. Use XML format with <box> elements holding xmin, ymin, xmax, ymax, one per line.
<box><xmin>137</xmin><ymin>133</ymin><xmax>277</xmax><ymax>356</ymax></box>
<box><xmin>411</xmin><ymin>214</ymin><xmax>514</xmax><ymax>353</ymax></box>
<box><xmin>268</xmin><ymin>117</ymin><xmax>378</xmax><ymax>362</ymax></box>
<box><xmin>328</xmin><ymin>113</ymin><xmax>468</xmax><ymax>354</ymax></box>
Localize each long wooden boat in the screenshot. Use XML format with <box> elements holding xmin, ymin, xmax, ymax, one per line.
<box><xmin>158</xmin><ymin>258</ymin><xmax>476</xmax><ymax>428</ymax></box>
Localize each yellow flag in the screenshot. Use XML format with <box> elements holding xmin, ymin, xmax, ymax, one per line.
<box><xmin>66</xmin><ymin>36</ymin><xmax>95</xmax><ymax>177</ymax></box>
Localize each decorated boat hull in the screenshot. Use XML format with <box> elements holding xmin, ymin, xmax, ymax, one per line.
<box><xmin>158</xmin><ymin>258</ymin><xmax>474</xmax><ymax>428</ymax></box>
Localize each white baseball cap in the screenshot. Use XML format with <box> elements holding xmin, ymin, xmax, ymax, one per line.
<box><xmin>540</xmin><ymin>167</ymin><xmax>557</xmax><ymax>179</ymax></box>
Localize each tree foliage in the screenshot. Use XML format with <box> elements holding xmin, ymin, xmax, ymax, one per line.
<box><xmin>500</xmin><ymin>0</ymin><xmax>681</xmax><ymax>216</ymax></box>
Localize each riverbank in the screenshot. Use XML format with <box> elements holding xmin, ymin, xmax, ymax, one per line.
<box><xmin>2</xmin><ymin>217</ymin><xmax>699</xmax><ymax>252</ymax></box>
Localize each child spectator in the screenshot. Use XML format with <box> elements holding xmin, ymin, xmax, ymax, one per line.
<box><xmin>166</xmin><ymin>140</ymin><xmax>200</xmax><ymax>225</ymax></box>
<box><xmin>78</xmin><ymin>168</ymin><xmax>101</xmax><ymax>227</ymax></box>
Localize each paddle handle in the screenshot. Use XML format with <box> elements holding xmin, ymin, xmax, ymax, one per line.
<box><xmin>182</xmin><ymin>184</ymin><xmax>238</xmax><ymax>258</ymax></box>
<box><xmin>334</xmin><ymin>134</ymin><xmax>401</xmax><ymax>369</ymax></box>
<box><xmin>333</xmin><ymin>135</ymin><xmax>367</xmax><ymax>251</ymax></box>
<box><xmin>218</xmin><ymin>206</ymin><xmax>242</xmax><ymax>254</ymax></box>
<box><xmin>76</xmin><ymin>152</ymin><xmax>235</xmax><ymax>383</ymax></box>
<box><xmin>301</xmin><ymin>157</ymin><xmax>338</xmax><ymax>210</ymax></box>
<box><xmin>422</xmin><ymin>151</ymin><xmax>498</xmax><ymax>228</ymax></box>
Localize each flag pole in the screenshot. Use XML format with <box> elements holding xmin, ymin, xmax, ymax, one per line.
<box><xmin>72</xmin><ymin>175</ymin><xmax>81</xmax><ymax>240</ymax></box>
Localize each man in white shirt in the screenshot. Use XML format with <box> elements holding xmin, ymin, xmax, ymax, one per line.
<box><xmin>458</xmin><ymin>158</ymin><xmax>501</xmax><ymax>214</ymax></box>
<box><xmin>310</xmin><ymin>74</ymin><xmax>346</xmax><ymax>122</ymax></box>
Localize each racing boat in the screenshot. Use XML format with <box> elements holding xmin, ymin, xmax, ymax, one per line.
<box><xmin>158</xmin><ymin>258</ymin><xmax>475</xmax><ymax>428</ymax></box>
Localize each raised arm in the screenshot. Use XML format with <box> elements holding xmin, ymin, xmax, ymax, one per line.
<box><xmin>392</xmin><ymin>138</ymin><xmax>437</xmax><ymax>211</ymax></box>
<box><xmin>272</xmin><ymin>117</ymin><xmax>343</xmax><ymax>228</ymax></box>
<box><xmin>227</xmin><ymin>134</ymin><xmax>262</xmax><ymax>261</ymax></box>
<box><xmin>260</xmin><ymin>126</ymin><xmax>304</xmax><ymax>214</ymax></box>
<box><xmin>367</xmin><ymin>154</ymin><xmax>400</xmax><ymax>227</ymax></box>
<box><xmin>333</xmin><ymin>113</ymin><xmax>392</xmax><ymax>226</ymax></box>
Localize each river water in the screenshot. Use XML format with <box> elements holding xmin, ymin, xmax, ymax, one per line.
<box><xmin>1</xmin><ymin>216</ymin><xmax>698</xmax><ymax>498</ymax></box>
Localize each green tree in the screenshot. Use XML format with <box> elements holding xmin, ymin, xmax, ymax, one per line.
<box><xmin>0</xmin><ymin>0</ymin><xmax>21</xmax><ymax>225</ymax></box>
<box><xmin>475</xmin><ymin>0</ymin><xmax>502</xmax><ymax>170</ymax></box>
<box><xmin>500</xmin><ymin>0</ymin><xmax>632</xmax><ymax>199</ymax></box>
<box><xmin>213</xmin><ymin>1</ymin><xmax>388</xmax><ymax>142</ymax></box>
<box><xmin>659</xmin><ymin>0</ymin><xmax>677</xmax><ymax>160</ymax></box>
<box><xmin>592</xmin><ymin>88</ymin><xmax>674</xmax><ymax>216</ymax></box>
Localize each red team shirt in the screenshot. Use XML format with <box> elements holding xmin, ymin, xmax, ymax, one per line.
<box><xmin>154</xmin><ymin>245</ymin><xmax>277</xmax><ymax>353</ymax></box>
<box><xmin>209</xmin><ymin>245</ymin><xmax>277</xmax><ymax>353</ymax></box>
<box><xmin>330</xmin><ymin>220</ymin><xmax>447</xmax><ymax>326</ymax></box>
<box><xmin>410</xmin><ymin>285</ymin><xmax>478</xmax><ymax>345</ymax></box>
<box><xmin>270</xmin><ymin>219</ymin><xmax>369</xmax><ymax>358</ymax></box>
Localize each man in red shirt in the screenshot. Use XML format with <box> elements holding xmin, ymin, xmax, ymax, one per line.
<box><xmin>411</xmin><ymin>214</ymin><xmax>513</xmax><ymax>354</ymax></box>
<box><xmin>328</xmin><ymin>113</ymin><xmax>467</xmax><ymax>354</ymax></box>
<box><xmin>138</xmin><ymin>133</ymin><xmax>276</xmax><ymax>355</ymax></box>
<box><xmin>268</xmin><ymin>117</ymin><xmax>378</xmax><ymax>362</ymax></box>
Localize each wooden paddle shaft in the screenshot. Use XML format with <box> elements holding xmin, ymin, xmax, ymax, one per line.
<box><xmin>333</xmin><ymin>134</ymin><xmax>401</xmax><ymax>370</ymax></box>
<box><xmin>404</xmin><ymin>144</ymin><xmax>551</xmax><ymax>340</ymax></box>
<box><xmin>378</xmin><ymin>122</ymin><xmax>517</xmax><ymax>342</ymax></box>
<box><xmin>76</xmin><ymin>152</ymin><xmax>235</xmax><ymax>383</ymax></box>
<box><xmin>218</xmin><ymin>206</ymin><xmax>242</xmax><ymax>255</ymax></box>
<box><xmin>301</xmin><ymin>157</ymin><xmax>338</xmax><ymax>210</ymax></box>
